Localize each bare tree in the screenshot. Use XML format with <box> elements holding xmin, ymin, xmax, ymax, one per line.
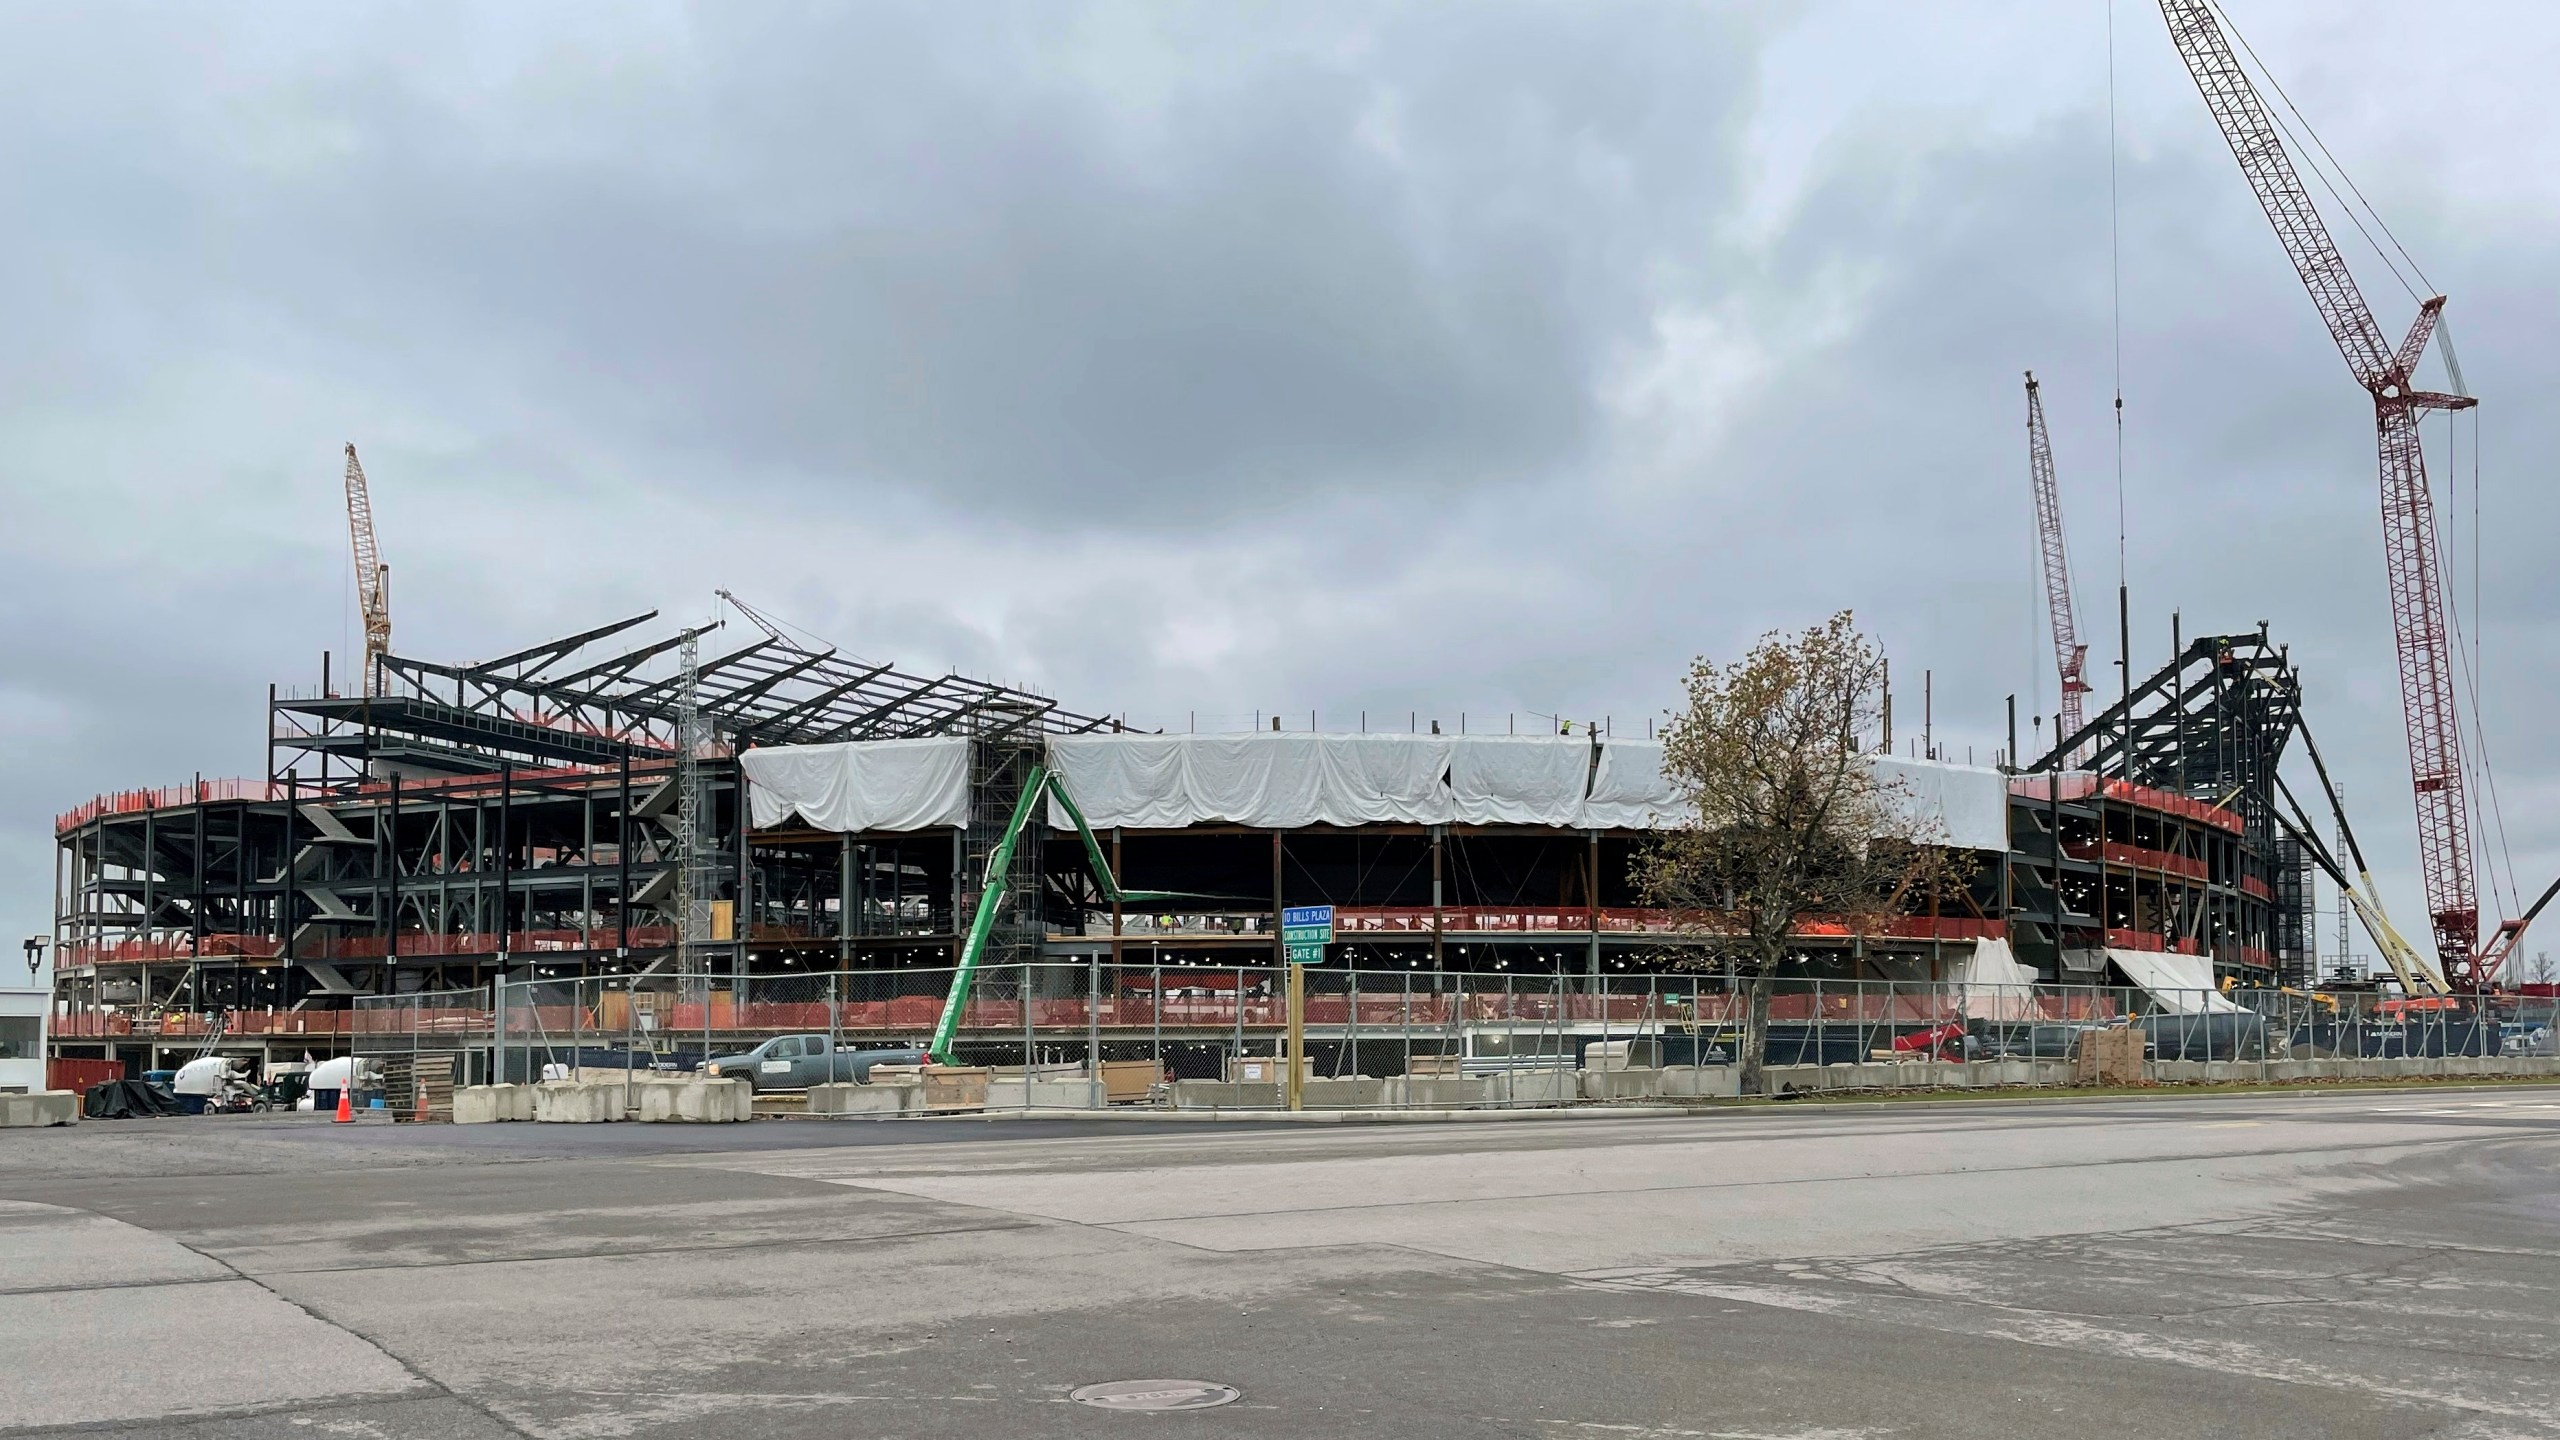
<box><xmin>1640</xmin><ymin>613</ymin><xmax>1969</xmax><ymax>1095</ymax></box>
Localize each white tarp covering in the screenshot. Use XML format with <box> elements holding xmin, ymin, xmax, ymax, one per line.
<box><xmin>2106</xmin><ymin>946</ymin><xmax>2245</xmax><ymax>1014</ymax></box>
<box><xmin>1566</xmin><ymin>746</ymin><xmax>2006</xmax><ymax>840</ymax></box>
<box><xmin>1869</xmin><ymin>755</ymin><xmax>2010</xmax><ymax>851</ymax></box>
<box><xmin>1956</xmin><ymin>937</ymin><xmax>2040</xmax><ymax>1019</ymax></box>
<box><xmin>1046</xmin><ymin>733</ymin><xmax>1458</xmax><ymax>829</ymax></box>
<box><xmin>739</xmin><ymin>737</ymin><xmax>971</xmax><ymax>833</ymax></box>
<box><xmin>1047</xmin><ymin>733</ymin><xmax>1593</xmax><ymax>829</ymax></box>
<box><xmin>1042</xmin><ymin>734</ymin><xmax>2016</xmax><ymax>842</ymax></box>
<box><xmin>1577</xmin><ymin>741</ymin><xmax>1689</xmax><ymax>830</ymax></box>
<box><xmin>1447</xmin><ymin>737</ymin><xmax>1593</xmax><ymax>826</ymax></box>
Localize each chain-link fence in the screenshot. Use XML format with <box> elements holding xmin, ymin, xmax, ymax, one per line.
<box><xmin>352</xmin><ymin>988</ymin><xmax>492</xmax><ymax>1121</ymax></box>
<box><xmin>466</xmin><ymin>964</ymin><xmax>2536</xmax><ymax>1102</ymax></box>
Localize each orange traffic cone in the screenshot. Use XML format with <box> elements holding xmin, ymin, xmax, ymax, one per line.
<box><xmin>334</xmin><ymin>1086</ymin><xmax>354</xmax><ymax>1124</ymax></box>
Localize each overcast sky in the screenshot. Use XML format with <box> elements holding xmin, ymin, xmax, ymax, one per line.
<box><xmin>7</xmin><ymin>1</ymin><xmax>2557</xmax><ymax>983</ymax></box>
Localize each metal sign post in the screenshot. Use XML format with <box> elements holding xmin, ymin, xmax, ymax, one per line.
<box><xmin>1280</xmin><ymin>905</ymin><xmax>1333</xmax><ymax>1112</ymax></box>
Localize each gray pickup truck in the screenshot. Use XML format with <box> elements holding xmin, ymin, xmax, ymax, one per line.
<box><xmin>702</xmin><ymin>1035</ymin><xmax>924</xmax><ymax>1092</ymax></box>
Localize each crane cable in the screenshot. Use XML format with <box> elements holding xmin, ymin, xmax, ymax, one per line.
<box><xmin>2106</xmin><ymin>0</ymin><xmax>2126</xmax><ymax>594</ymax></box>
<box><xmin>2433</xmin><ymin>408</ymin><xmax>2522</xmax><ymax>917</ymax></box>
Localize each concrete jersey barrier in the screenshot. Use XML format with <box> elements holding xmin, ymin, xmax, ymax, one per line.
<box><xmin>0</xmin><ymin>1091</ymin><xmax>79</xmax><ymax>1127</ymax></box>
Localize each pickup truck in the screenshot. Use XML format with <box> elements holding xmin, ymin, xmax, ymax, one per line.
<box><xmin>702</xmin><ymin>1035</ymin><xmax>925</xmax><ymax>1092</ymax></box>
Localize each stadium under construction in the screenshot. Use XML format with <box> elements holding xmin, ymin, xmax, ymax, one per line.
<box><xmin>45</xmin><ymin>599</ymin><xmax>2327</xmax><ymax>1082</ymax></box>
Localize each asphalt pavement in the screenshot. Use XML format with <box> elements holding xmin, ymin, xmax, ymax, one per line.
<box><xmin>7</xmin><ymin>1087</ymin><xmax>2560</xmax><ymax>1437</ymax></box>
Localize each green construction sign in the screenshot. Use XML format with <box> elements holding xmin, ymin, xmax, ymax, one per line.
<box><xmin>1280</xmin><ymin>905</ymin><xmax>1334</xmax><ymax>965</ymax></box>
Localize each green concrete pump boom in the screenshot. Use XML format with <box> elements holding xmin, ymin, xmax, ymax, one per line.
<box><xmin>926</xmin><ymin>766</ymin><xmax>1185</xmax><ymax>1065</ymax></box>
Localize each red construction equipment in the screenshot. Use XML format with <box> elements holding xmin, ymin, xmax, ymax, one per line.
<box><xmin>1891</xmin><ymin>1021</ymin><xmax>1970</xmax><ymax>1063</ymax></box>
<box><xmin>2158</xmin><ymin>1</ymin><xmax>2508</xmax><ymax>986</ymax></box>
<box><xmin>2023</xmin><ymin>372</ymin><xmax>2092</xmax><ymax>757</ymax></box>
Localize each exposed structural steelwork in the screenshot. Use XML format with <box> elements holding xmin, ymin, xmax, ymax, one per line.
<box><xmin>672</xmin><ymin>625</ymin><xmax>716</xmax><ymax>980</ymax></box>
<box><xmin>2022</xmin><ymin>373</ymin><xmax>2092</xmax><ymax>757</ymax></box>
<box><xmin>280</xmin><ymin>604</ymin><xmax>1119</xmax><ymax>781</ymax></box>
<box><xmin>55</xmin><ymin>596</ymin><xmax>2376</xmax><ymax>1091</ymax></box>
<box><xmin>2011</xmin><ymin>630</ymin><xmax>2308</xmax><ymax>984</ymax></box>
<box><xmin>48</xmin><ymin>606</ymin><xmax>1121</xmax><ymax>1044</ymax></box>
<box><xmin>2044</xmin><ymin>628</ymin><xmax>2300</xmax><ymax>838</ymax></box>
<box><xmin>53</xmin><ymin>605</ymin><xmax>2041</xmax><ymax>1075</ymax></box>
<box><xmin>2158</xmin><ymin>0</ymin><xmax>2487</xmax><ymax>981</ymax></box>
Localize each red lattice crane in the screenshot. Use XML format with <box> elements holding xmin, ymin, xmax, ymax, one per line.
<box><xmin>2156</xmin><ymin>2</ymin><xmax>2493</xmax><ymax>982</ymax></box>
<box><xmin>2023</xmin><ymin>372</ymin><xmax>2091</xmax><ymax>759</ymax></box>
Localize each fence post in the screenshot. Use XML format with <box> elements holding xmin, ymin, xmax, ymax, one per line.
<box><xmin>1087</xmin><ymin>950</ymin><xmax>1101</xmax><ymax>1108</ymax></box>
<box><xmin>1022</xmin><ymin>961</ymin><xmax>1035</xmax><ymax>1111</ymax></box>
<box><xmin>1233</xmin><ymin>965</ymin><xmax>1244</xmax><ymax>1079</ymax></box>
<box><xmin>1591</xmin><ymin>966</ymin><xmax>1606</xmax><ymax>1082</ymax></box>
<box><xmin>1348</xmin><ymin>968</ymin><xmax>1359</xmax><ymax>1080</ymax></box>
<box><xmin>1552</xmin><ymin>972</ymin><xmax>1566</xmax><ymax>1104</ymax></box>
<box><xmin>1504</xmin><ymin>971</ymin><xmax>1516</xmax><ymax>1099</ymax></box>
<box><xmin>1881</xmin><ymin>980</ymin><xmax>1894</xmax><ymax>1082</ymax></box>
<box><xmin>1402</xmin><ymin>963</ymin><xmax>1423</xmax><ymax>1076</ymax></box>
<box><xmin>571</xmin><ymin>977</ymin><xmax>583</xmax><ymax>1083</ymax></box>
<box><xmin>1813</xmin><ymin>979</ymin><xmax>1824</xmax><ymax>1079</ymax></box>
<box><xmin>828</xmin><ymin>970</ymin><xmax>841</xmax><ymax>1080</ymax></box>
<box><xmin>1151</xmin><ymin>961</ymin><xmax>1163</xmax><ymax>1089</ymax></box>
<box><xmin>1644</xmin><ymin>973</ymin><xmax>1657</xmax><ymax>1075</ymax></box>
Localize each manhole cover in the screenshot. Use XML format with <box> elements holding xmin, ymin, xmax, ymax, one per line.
<box><xmin>1070</xmin><ymin>1380</ymin><xmax>1241</xmax><ymax>1411</ymax></box>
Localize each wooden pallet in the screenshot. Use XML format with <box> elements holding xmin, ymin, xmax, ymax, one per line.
<box><xmin>377</xmin><ymin>1053</ymin><xmax>460</xmax><ymax>1122</ymax></box>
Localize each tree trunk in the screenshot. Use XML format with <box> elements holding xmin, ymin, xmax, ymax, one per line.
<box><xmin>1739</xmin><ymin>951</ymin><xmax>1779</xmax><ymax>1097</ymax></box>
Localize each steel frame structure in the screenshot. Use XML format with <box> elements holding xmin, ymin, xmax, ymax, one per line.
<box><xmin>273</xmin><ymin>608</ymin><xmax>1117</xmax><ymax>784</ymax></box>
<box><xmin>2011</xmin><ymin>631</ymin><xmax>2305</xmax><ymax>980</ymax></box>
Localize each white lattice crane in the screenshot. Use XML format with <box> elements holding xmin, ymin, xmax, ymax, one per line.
<box><xmin>342</xmin><ymin>443</ymin><xmax>391</xmax><ymax>696</ymax></box>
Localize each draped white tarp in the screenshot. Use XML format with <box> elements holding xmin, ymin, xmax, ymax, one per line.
<box><xmin>1447</xmin><ymin>737</ymin><xmax>1594</xmax><ymax>826</ymax></box>
<box><xmin>1869</xmin><ymin>755</ymin><xmax>2009</xmax><ymax>851</ymax></box>
<box><xmin>1956</xmin><ymin>936</ymin><xmax>2041</xmax><ymax>1020</ymax></box>
<box><xmin>1576</xmin><ymin>741</ymin><xmax>1688</xmax><ymax>830</ymax></box>
<box><xmin>2106</xmin><ymin>946</ymin><xmax>2245</xmax><ymax>1015</ymax></box>
<box><xmin>1568</xmin><ymin>746</ymin><xmax>2007</xmax><ymax>839</ymax></box>
<box><xmin>738</xmin><ymin>737</ymin><xmax>971</xmax><ymax>832</ymax></box>
<box><xmin>1045</xmin><ymin>733</ymin><xmax>1591</xmax><ymax>829</ymax></box>
<box><xmin>1043</xmin><ymin>734</ymin><xmax>2017</xmax><ymax>841</ymax></box>
<box><xmin>1045</xmin><ymin>733</ymin><xmax>1457</xmax><ymax>829</ymax></box>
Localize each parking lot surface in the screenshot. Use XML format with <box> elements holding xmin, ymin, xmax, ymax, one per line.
<box><xmin>8</xmin><ymin>1088</ymin><xmax>2560</xmax><ymax>1437</ymax></box>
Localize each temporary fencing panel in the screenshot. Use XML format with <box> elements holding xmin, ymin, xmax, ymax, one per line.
<box><xmin>347</xmin><ymin>964</ymin><xmax>2522</xmax><ymax>1114</ymax></box>
<box><xmin>352</xmin><ymin>988</ymin><xmax>492</xmax><ymax>1121</ymax></box>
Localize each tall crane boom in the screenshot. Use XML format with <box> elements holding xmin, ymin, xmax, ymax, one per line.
<box><xmin>2024</xmin><ymin>372</ymin><xmax>2092</xmax><ymax>756</ymax></box>
<box><xmin>342</xmin><ymin>443</ymin><xmax>392</xmax><ymax>697</ymax></box>
<box><xmin>2157</xmin><ymin>1</ymin><xmax>2487</xmax><ymax>983</ymax></box>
